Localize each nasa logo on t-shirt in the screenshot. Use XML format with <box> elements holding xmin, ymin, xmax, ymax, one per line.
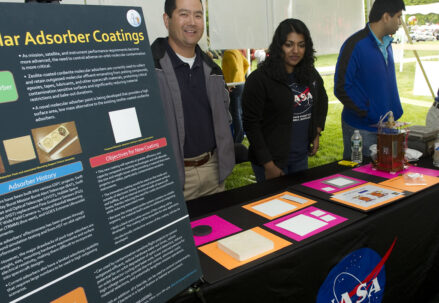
<box><xmin>293</xmin><ymin>87</ymin><xmax>312</xmax><ymax>107</ymax></box>
<box><xmin>316</xmin><ymin>238</ymin><xmax>397</xmax><ymax>303</ymax></box>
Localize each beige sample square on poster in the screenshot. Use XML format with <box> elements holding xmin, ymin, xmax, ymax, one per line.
<box><xmin>109</xmin><ymin>107</ymin><xmax>142</xmax><ymax>143</ymax></box>
<box><xmin>217</xmin><ymin>229</ymin><xmax>274</xmax><ymax>261</ymax></box>
<box><xmin>3</xmin><ymin>135</ymin><xmax>36</xmax><ymax>165</ymax></box>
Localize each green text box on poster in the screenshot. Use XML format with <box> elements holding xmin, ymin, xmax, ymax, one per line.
<box><xmin>0</xmin><ymin>71</ymin><xmax>18</xmax><ymax>103</ymax></box>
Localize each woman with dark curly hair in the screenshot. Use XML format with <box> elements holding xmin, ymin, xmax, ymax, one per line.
<box><xmin>242</xmin><ymin>18</ymin><xmax>328</xmax><ymax>182</ymax></box>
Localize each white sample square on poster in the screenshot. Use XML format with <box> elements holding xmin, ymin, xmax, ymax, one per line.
<box><xmin>321</xmin><ymin>214</ymin><xmax>337</xmax><ymax>222</ymax></box>
<box><xmin>311</xmin><ymin>210</ymin><xmax>326</xmax><ymax>217</ymax></box>
<box><xmin>252</xmin><ymin>199</ymin><xmax>297</xmax><ymax>217</ymax></box>
<box><xmin>276</xmin><ymin>214</ymin><xmax>328</xmax><ymax>236</ymax></box>
<box><xmin>324</xmin><ymin>177</ymin><xmax>357</xmax><ymax>188</ymax></box>
<box><xmin>109</xmin><ymin>107</ymin><xmax>142</xmax><ymax>143</ymax></box>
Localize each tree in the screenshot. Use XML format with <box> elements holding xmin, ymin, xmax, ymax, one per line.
<box><xmin>404</xmin><ymin>0</ymin><xmax>439</xmax><ymax>25</ymax></box>
<box><xmin>405</xmin><ymin>0</ymin><xmax>438</xmax><ymax>5</ymax></box>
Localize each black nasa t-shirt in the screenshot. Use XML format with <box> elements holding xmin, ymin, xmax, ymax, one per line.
<box><xmin>287</xmin><ymin>73</ymin><xmax>313</xmax><ymax>163</ymax></box>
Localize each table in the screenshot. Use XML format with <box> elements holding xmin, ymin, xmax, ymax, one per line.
<box><xmin>171</xmin><ymin>160</ymin><xmax>439</xmax><ymax>303</ymax></box>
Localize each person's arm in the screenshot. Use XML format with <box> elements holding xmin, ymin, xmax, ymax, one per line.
<box><xmin>309</xmin><ymin>127</ymin><xmax>322</xmax><ymax>156</ymax></box>
<box><xmin>309</xmin><ymin>70</ymin><xmax>328</xmax><ymax>156</ymax></box>
<box><xmin>314</xmin><ymin>71</ymin><xmax>329</xmax><ymax>131</ymax></box>
<box><xmin>242</xmin><ymin>71</ymin><xmax>281</xmax><ymax>177</ymax></box>
<box><xmin>334</xmin><ymin>47</ymin><xmax>369</xmax><ymax>117</ymax></box>
<box><xmin>263</xmin><ymin>161</ymin><xmax>284</xmax><ymax>179</ymax></box>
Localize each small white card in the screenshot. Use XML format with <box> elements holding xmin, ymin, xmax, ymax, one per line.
<box><xmin>322</xmin><ymin>187</ymin><xmax>335</xmax><ymax>192</ymax></box>
<box><xmin>276</xmin><ymin>214</ymin><xmax>328</xmax><ymax>236</ymax></box>
<box><xmin>280</xmin><ymin>194</ymin><xmax>308</xmax><ymax>204</ymax></box>
<box><xmin>326</xmin><ymin>177</ymin><xmax>355</xmax><ymax>187</ymax></box>
<box><xmin>252</xmin><ymin>199</ymin><xmax>297</xmax><ymax>217</ymax></box>
<box><xmin>311</xmin><ymin>210</ymin><xmax>326</xmax><ymax>217</ymax></box>
<box><xmin>321</xmin><ymin>214</ymin><xmax>336</xmax><ymax>222</ymax></box>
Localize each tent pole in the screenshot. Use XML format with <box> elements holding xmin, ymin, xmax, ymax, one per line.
<box><xmin>401</xmin><ymin>19</ymin><xmax>435</xmax><ymax>99</ymax></box>
<box><xmin>399</xmin><ymin>12</ymin><xmax>405</xmax><ymax>72</ymax></box>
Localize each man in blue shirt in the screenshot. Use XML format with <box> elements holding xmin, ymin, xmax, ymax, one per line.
<box><xmin>334</xmin><ymin>0</ymin><xmax>405</xmax><ymax>159</ymax></box>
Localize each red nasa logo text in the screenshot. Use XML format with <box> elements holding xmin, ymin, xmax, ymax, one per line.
<box><xmin>317</xmin><ymin>238</ymin><xmax>396</xmax><ymax>303</ymax></box>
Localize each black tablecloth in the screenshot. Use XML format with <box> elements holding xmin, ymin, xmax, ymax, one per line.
<box><xmin>171</xmin><ymin>160</ymin><xmax>439</xmax><ymax>303</ymax></box>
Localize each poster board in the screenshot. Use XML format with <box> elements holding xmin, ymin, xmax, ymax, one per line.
<box><xmin>330</xmin><ymin>183</ymin><xmax>406</xmax><ymax>212</ymax></box>
<box><xmin>353</xmin><ymin>163</ymin><xmax>439</xmax><ymax>179</ymax></box>
<box><xmin>242</xmin><ymin>191</ymin><xmax>316</xmax><ymax>220</ymax></box>
<box><xmin>379</xmin><ymin>175</ymin><xmax>439</xmax><ymax>193</ymax></box>
<box><xmin>0</xmin><ymin>3</ymin><xmax>201</xmax><ymax>303</ymax></box>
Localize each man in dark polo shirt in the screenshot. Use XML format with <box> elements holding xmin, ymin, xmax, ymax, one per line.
<box><xmin>151</xmin><ymin>0</ymin><xmax>235</xmax><ymax>200</ymax></box>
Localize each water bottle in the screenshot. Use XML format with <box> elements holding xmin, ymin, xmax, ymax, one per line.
<box><xmin>351</xmin><ymin>130</ymin><xmax>363</xmax><ymax>164</ymax></box>
<box><xmin>433</xmin><ymin>133</ymin><xmax>439</xmax><ymax>168</ymax></box>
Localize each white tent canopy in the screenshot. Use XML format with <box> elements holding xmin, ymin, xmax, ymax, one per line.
<box><xmin>1</xmin><ymin>0</ymin><xmax>365</xmax><ymax>55</ymax></box>
<box><xmin>208</xmin><ymin>0</ymin><xmax>365</xmax><ymax>55</ymax></box>
<box><xmin>405</xmin><ymin>3</ymin><xmax>439</xmax><ymax>15</ymax></box>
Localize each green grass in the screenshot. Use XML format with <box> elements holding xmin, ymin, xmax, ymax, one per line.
<box><xmin>315</xmin><ymin>54</ymin><xmax>339</xmax><ymax>67</ymax></box>
<box><xmin>396</xmin><ymin>60</ymin><xmax>438</xmax><ymax>102</ymax></box>
<box><xmin>224</xmin><ymin>51</ymin><xmax>433</xmax><ymax>190</ymax></box>
<box><xmin>397</xmin><ymin>41</ymin><xmax>439</xmax><ymax>59</ymax></box>
<box><xmin>315</xmin><ymin>41</ymin><xmax>439</xmax><ymax>67</ymax></box>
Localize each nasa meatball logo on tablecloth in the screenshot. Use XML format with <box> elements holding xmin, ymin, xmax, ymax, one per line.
<box><xmin>317</xmin><ymin>239</ymin><xmax>396</xmax><ymax>303</ymax></box>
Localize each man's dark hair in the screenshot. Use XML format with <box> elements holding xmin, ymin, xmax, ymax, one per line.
<box><xmin>369</xmin><ymin>0</ymin><xmax>405</xmax><ymax>22</ymax></box>
<box><xmin>164</xmin><ymin>0</ymin><xmax>202</xmax><ymax>17</ymax></box>
<box><xmin>260</xmin><ymin>18</ymin><xmax>316</xmax><ymax>86</ymax></box>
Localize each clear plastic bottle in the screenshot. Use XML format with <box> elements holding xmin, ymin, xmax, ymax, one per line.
<box><xmin>351</xmin><ymin>130</ymin><xmax>363</xmax><ymax>164</ymax></box>
<box><xmin>433</xmin><ymin>133</ymin><xmax>439</xmax><ymax>167</ymax></box>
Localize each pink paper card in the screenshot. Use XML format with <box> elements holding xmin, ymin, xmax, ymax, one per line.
<box><xmin>353</xmin><ymin>164</ymin><xmax>439</xmax><ymax>179</ymax></box>
<box><xmin>301</xmin><ymin>174</ymin><xmax>367</xmax><ymax>193</ymax></box>
<box><xmin>191</xmin><ymin>215</ymin><xmax>242</xmax><ymax>246</ymax></box>
<box><xmin>264</xmin><ymin>206</ymin><xmax>347</xmax><ymax>242</ymax></box>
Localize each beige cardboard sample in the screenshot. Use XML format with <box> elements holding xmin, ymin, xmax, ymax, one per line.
<box><xmin>3</xmin><ymin>135</ymin><xmax>36</xmax><ymax>165</ymax></box>
<box><xmin>217</xmin><ymin>230</ymin><xmax>274</xmax><ymax>261</ymax></box>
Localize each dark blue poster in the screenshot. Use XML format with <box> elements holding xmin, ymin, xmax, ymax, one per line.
<box><xmin>0</xmin><ymin>3</ymin><xmax>201</xmax><ymax>303</ymax></box>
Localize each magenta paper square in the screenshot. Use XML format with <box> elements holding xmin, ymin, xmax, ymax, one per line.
<box><xmin>264</xmin><ymin>206</ymin><xmax>347</xmax><ymax>242</ymax></box>
<box><xmin>191</xmin><ymin>215</ymin><xmax>242</xmax><ymax>246</ymax></box>
<box><xmin>353</xmin><ymin>164</ymin><xmax>439</xmax><ymax>179</ymax></box>
<box><xmin>301</xmin><ymin>174</ymin><xmax>367</xmax><ymax>193</ymax></box>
